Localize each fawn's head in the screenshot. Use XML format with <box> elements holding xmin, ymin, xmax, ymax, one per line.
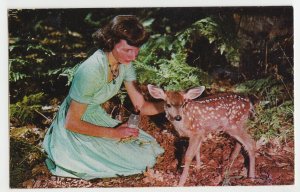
<box><xmin>147</xmin><ymin>85</ymin><xmax>205</xmax><ymax>121</ymax></box>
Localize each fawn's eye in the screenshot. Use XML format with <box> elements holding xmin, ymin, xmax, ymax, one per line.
<box><xmin>166</xmin><ymin>104</ymin><xmax>171</xmax><ymax>108</ymax></box>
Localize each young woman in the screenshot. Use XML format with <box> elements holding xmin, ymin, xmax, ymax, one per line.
<box><xmin>42</xmin><ymin>15</ymin><xmax>164</xmax><ymax>180</ymax></box>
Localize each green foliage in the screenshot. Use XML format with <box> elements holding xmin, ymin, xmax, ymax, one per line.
<box><xmin>134</xmin><ymin>17</ymin><xmax>241</xmax><ymax>91</ymax></box>
<box><xmin>134</xmin><ymin>35</ymin><xmax>210</xmax><ymax>91</ymax></box>
<box><xmin>234</xmin><ymin>76</ymin><xmax>293</xmax><ymax>141</ymax></box>
<box><xmin>9</xmin><ymin>42</ymin><xmax>57</xmax><ymax>76</ymax></box>
<box><xmin>27</xmin><ymin>44</ymin><xmax>56</xmax><ymax>56</ymax></box>
<box><xmin>10</xmin><ymin>127</ymin><xmax>46</xmax><ymax>187</ymax></box>
<box><xmin>135</xmin><ymin>46</ymin><xmax>208</xmax><ymax>91</ymax></box>
<box><xmin>234</xmin><ymin>76</ymin><xmax>277</xmax><ymax>93</ymax></box>
<box><xmin>84</xmin><ymin>13</ymin><xmax>101</xmax><ymax>27</ymax></box>
<box><xmin>8</xmin><ymin>40</ymin><xmax>58</xmax><ymax>94</ymax></box>
<box><xmin>116</xmin><ymin>87</ymin><xmax>128</xmax><ymax>105</ymax></box>
<box><xmin>248</xmin><ymin>100</ymin><xmax>293</xmax><ymax>141</ymax></box>
<box><xmin>10</xmin><ymin>93</ymin><xmax>46</xmax><ymax>126</ymax></box>
<box><xmin>234</xmin><ymin>76</ymin><xmax>291</xmax><ymax>106</ymax></box>
<box><xmin>49</xmin><ymin>63</ymin><xmax>81</xmax><ymax>86</ymax></box>
<box><xmin>178</xmin><ymin>17</ymin><xmax>240</xmax><ymax>66</ymax></box>
<box><xmin>9</xmin><ymin>58</ymin><xmax>30</xmax><ymax>82</ymax></box>
<box><xmin>60</xmin><ymin>63</ymin><xmax>81</xmax><ymax>86</ymax></box>
<box><xmin>9</xmin><ymin>11</ymin><xmax>87</xmax><ymax>102</ymax></box>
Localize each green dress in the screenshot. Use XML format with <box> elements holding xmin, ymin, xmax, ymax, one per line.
<box><xmin>42</xmin><ymin>50</ymin><xmax>164</xmax><ymax>180</ymax></box>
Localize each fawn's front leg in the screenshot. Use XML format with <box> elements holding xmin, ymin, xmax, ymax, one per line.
<box><xmin>195</xmin><ymin>142</ymin><xmax>202</xmax><ymax>169</ymax></box>
<box><xmin>178</xmin><ymin>135</ymin><xmax>202</xmax><ymax>186</ymax></box>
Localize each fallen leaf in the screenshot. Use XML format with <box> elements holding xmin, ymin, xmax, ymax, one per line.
<box><xmin>22</xmin><ymin>179</ymin><xmax>34</xmax><ymax>188</ymax></box>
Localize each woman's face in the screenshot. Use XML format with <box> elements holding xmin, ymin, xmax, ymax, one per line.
<box><xmin>112</xmin><ymin>40</ymin><xmax>140</xmax><ymax>64</ymax></box>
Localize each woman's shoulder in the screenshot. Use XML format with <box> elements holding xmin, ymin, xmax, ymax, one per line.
<box><xmin>72</xmin><ymin>49</ymin><xmax>107</xmax><ymax>82</ymax></box>
<box><xmin>92</xmin><ymin>49</ymin><xmax>106</xmax><ymax>60</ymax></box>
<box><xmin>83</xmin><ymin>49</ymin><xmax>106</xmax><ymax>67</ymax></box>
<box><xmin>77</xmin><ymin>49</ymin><xmax>106</xmax><ymax>73</ymax></box>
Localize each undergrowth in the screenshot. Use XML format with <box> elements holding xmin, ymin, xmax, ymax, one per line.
<box><xmin>134</xmin><ymin>17</ymin><xmax>240</xmax><ymax>91</ymax></box>
<box><xmin>10</xmin><ymin>127</ymin><xmax>46</xmax><ymax>187</ymax></box>
<box><xmin>234</xmin><ymin>76</ymin><xmax>293</xmax><ymax>142</ymax></box>
<box><xmin>10</xmin><ymin>93</ymin><xmax>46</xmax><ymax>126</ymax></box>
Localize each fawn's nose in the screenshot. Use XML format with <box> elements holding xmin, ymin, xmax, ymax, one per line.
<box><xmin>175</xmin><ymin>115</ymin><xmax>182</xmax><ymax>121</ymax></box>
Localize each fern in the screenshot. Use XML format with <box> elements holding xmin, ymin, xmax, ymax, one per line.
<box><xmin>10</xmin><ymin>72</ymin><xmax>29</xmax><ymax>82</ymax></box>
<box><xmin>157</xmin><ymin>51</ymin><xmax>208</xmax><ymax>91</ymax></box>
<box><xmin>248</xmin><ymin>100</ymin><xmax>293</xmax><ymax>141</ymax></box>
<box><xmin>10</xmin><ymin>136</ymin><xmax>45</xmax><ymax>187</ymax></box>
<box><xmin>84</xmin><ymin>13</ymin><xmax>101</xmax><ymax>27</ymax></box>
<box><xmin>234</xmin><ymin>76</ymin><xmax>277</xmax><ymax>94</ymax></box>
<box><xmin>134</xmin><ymin>23</ymin><xmax>212</xmax><ymax>91</ymax></box>
<box><xmin>235</xmin><ymin>76</ymin><xmax>294</xmax><ymax>141</ymax></box>
<box><xmin>10</xmin><ymin>93</ymin><xmax>45</xmax><ymax>126</ymax></box>
<box><xmin>59</xmin><ymin>63</ymin><xmax>80</xmax><ymax>85</ymax></box>
<box><xmin>179</xmin><ymin>17</ymin><xmax>240</xmax><ymax>66</ymax></box>
<box><xmin>9</xmin><ymin>42</ymin><xmax>57</xmax><ymax>84</ymax></box>
<box><xmin>26</xmin><ymin>44</ymin><xmax>56</xmax><ymax>56</ymax></box>
<box><xmin>9</xmin><ymin>58</ymin><xmax>31</xmax><ymax>82</ymax></box>
<box><xmin>234</xmin><ymin>76</ymin><xmax>290</xmax><ymax>107</ymax></box>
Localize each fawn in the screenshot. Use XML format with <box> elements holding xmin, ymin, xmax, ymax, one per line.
<box><xmin>147</xmin><ymin>84</ymin><xmax>256</xmax><ymax>186</ymax></box>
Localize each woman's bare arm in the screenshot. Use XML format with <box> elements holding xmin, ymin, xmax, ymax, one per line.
<box><xmin>65</xmin><ymin>100</ymin><xmax>139</xmax><ymax>139</ymax></box>
<box><xmin>124</xmin><ymin>81</ymin><xmax>164</xmax><ymax>115</ymax></box>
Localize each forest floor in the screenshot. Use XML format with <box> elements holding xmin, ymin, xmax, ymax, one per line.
<box><xmin>18</xmin><ymin>114</ymin><xmax>294</xmax><ymax>188</ymax></box>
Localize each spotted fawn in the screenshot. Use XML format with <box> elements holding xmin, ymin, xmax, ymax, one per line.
<box><xmin>147</xmin><ymin>84</ymin><xmax>256</xmax><ymax>186</ymax></box>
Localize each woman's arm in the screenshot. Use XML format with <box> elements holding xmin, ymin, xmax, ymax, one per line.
<box><xmin>124</xmin><ymin>81</ymin><xmax>165</xmax><ymax>115</ymax></box>
<box><xmin>65</xmin><ymin>100</ymin><xmax>139</xmax><ymax>139</ymax></box>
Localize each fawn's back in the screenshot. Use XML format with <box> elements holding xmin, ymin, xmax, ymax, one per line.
<box><xmin>174</xmin><ymin>93</ymin><xmax>252</xmax><ymax>136</ymax></box>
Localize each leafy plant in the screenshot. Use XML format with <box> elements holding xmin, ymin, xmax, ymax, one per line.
<box><xmin>134</xmin><ymin>35</ymin><xmax>210</xmax><ymax>91</ymax></box>
<box><xmin>10</xmin><ymin>93</ymin><xmax>46</xmax><ymax>126</ymax></box>
<box><xmin>134</xmin><ymin>17</ymin><xmax>241</xmax><ymax>91</ymax></box>
<box><xmin>248</xmin><ymin>100</ymin><xmax>293</xmax><ymax>141</ymax></box>
<box><xmin>234</xmin><ymin>76</ymin><xmax>292</xmax><ymax>106</ymax></box>
<box><xmin>10</xmin><ymin>127</ymin><xmax>46</xmax><ymax>187</ymax></box>
<box><xmin>48</xmin><ymin>63</ymin><xmax>81</xmax><ymax>86</ymax></box>
<box><xmin>177</xmin><ymin>17</ymin><xmax>240</xmax><ymax>66</ymax></box>
<box><xmin>9</xmin><ymin>58</ymin><xmax>31</xmax><ymax>82</ymax></box>
<box><xmin>9</xmin><ymin>11</ymin><xmax>87</xmax><ymax>102</ymax></box>
<box><xmin>234</xmin><ymin>76</ymin><xmax>293</xmax><ymax>141</ymax></box>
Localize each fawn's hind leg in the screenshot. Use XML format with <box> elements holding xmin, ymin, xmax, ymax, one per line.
<box><xmin>227</xmin><ymin>128</ymin><xmax>256</xmax><ymax>178</ymax></box>
<box><xmin>229</xmin><ymin>142</ymin><xmax>242</xmax><ymax>162</ymax></box>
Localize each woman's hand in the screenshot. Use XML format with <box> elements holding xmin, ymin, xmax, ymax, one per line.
<box><xmin>113</xmin><ymin>123</ymin><xmax>139</xmax><ymax>139</ymax></box>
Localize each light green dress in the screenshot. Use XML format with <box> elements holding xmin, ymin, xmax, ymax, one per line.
<box><xmin>42</xmin><ymin>50</ymin><xmax>164</xmax><ymax>180</ymax></box>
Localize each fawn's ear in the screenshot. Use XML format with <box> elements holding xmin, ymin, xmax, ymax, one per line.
<box><xmin>147</xmin><ymin>84</ymin><xmax>166</xmax><ymax>100</ymax></box>
<box><xmin>184</xmin><ymin>86</ymin><xmax>205</xmax><ymax>100</ymax></box>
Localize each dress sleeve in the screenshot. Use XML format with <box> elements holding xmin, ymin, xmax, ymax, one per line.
<box><xmin>123</xmin><ymin>63</ymin><xmax>137</xmax><ymax>82</ymax></box>
<box><xmin>69</xmin><ymin>63</ymin><xmax>104</xmax><ymax>104</ymax></box>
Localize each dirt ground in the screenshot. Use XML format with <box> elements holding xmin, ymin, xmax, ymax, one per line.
<box><xmin>20</xmin><ymin>114</ymin><xmax>294</xmax><ymax>188</ymax></box>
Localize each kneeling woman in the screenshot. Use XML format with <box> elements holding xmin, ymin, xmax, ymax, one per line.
<box><xmin>43</xmin><ymin>15</ymin><xmax>164</xmax><ymax>180</ymax></box>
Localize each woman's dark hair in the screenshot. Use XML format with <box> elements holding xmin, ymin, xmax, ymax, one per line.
<box><xmin>92</xmin><ymin>15</ymin><xmax>149</xmax><ymax>51</ymax></box>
